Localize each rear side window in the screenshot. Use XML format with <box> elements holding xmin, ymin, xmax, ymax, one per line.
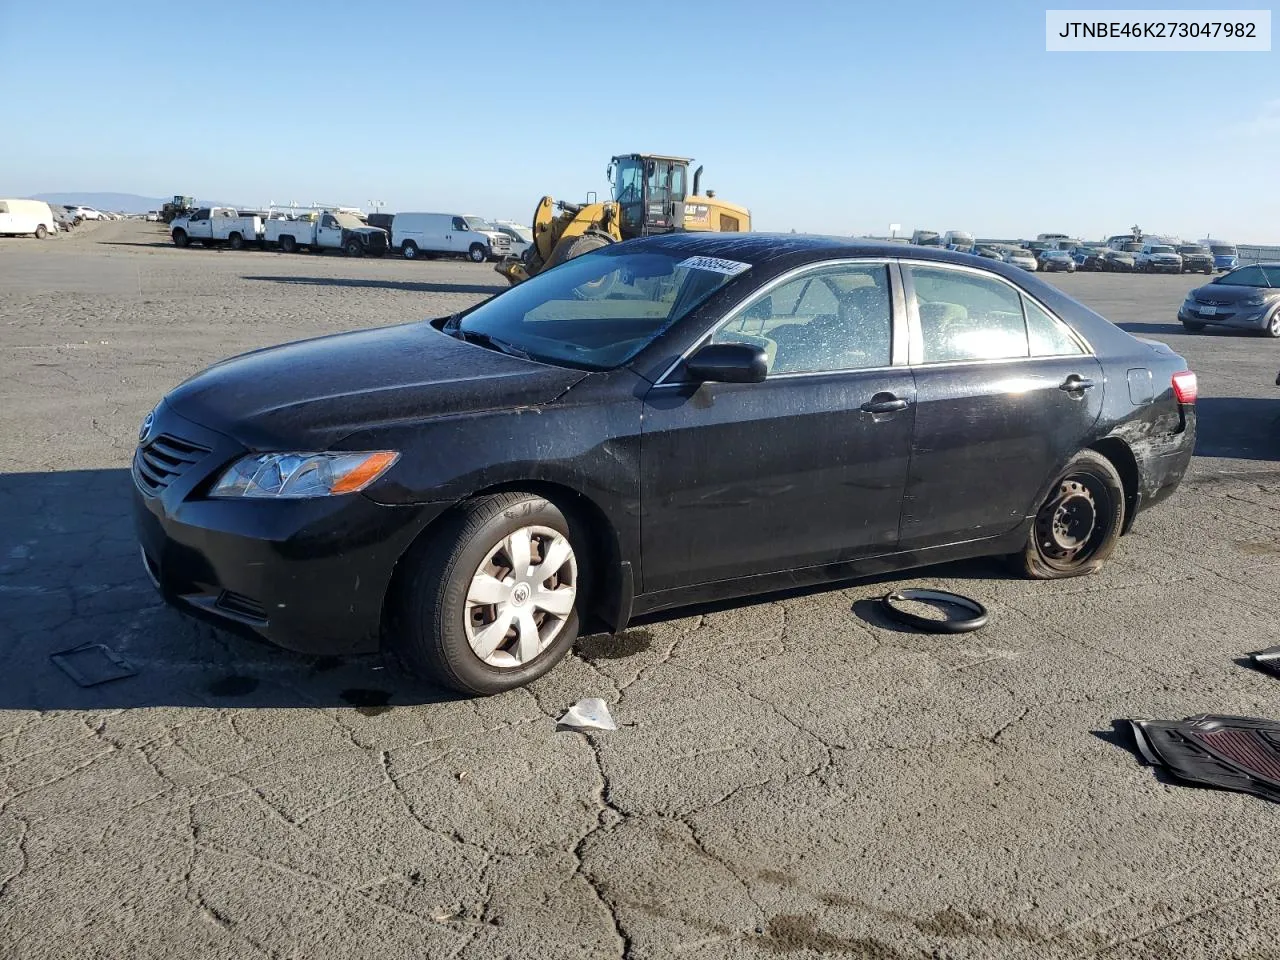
<box><xmin>910</xmin><ymin>266</ymin><xmax>1028</xmax><ymax>363</ymax></box>
<box><xmin>1024</xmin><ymin>298</ymin><xmax>1085</xmax><ymax>356</ymax></box>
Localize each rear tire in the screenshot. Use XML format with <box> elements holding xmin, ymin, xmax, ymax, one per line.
<box><xmin>401</xmin><ymin>240</ymin><xmax>419</xmax><ymax>260</ymax></box>
<box><xmin>172</xmin><ymin>229</ymin><xmax>189</xmax><ymax>248</ymax></box>
<box><xmin>229</xmin><ymin>232</ymin><xmax>244</xmax><ymax>250</ymax></box>
<box><xmin>468</xmin><ymin>243</ymin><xmax>487</xmax><ymax>263</ymax></box>
<box><xmin>387</xmin><ymin>492</ymin><xmax>593</xmax><ymax>696</ymax></box>
<box><xmin>279</xmin><ymin>235</ymin><xmax>296</xmax><ymax>253</ymax></box>
<box><xmin>1018</xmin><ymin>450</ymin><xmax>1125</xmax><ymax>580</ymax></box>
<box><xmin>34</xmin><ymin>224</ymin><xmax>47</xmax><ymax>240</ymax></box>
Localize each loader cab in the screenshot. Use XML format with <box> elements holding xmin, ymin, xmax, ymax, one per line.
<box><xmin>608</xmin><ymin>153</ymin><xmax>689</xmax><ymax>238</ymax></box>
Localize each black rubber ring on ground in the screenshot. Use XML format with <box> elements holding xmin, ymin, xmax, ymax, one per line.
<box><xmin>879</xmin><ymin>588</ymin><xmax>989</xmax><ymax>634</ymax></box>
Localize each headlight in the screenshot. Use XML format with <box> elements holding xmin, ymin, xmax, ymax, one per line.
<box><xmin>1244</xmin><ymin>295</ymin><xmax>1266</xmax><ymax>307</ymax></box>
<box><xmin>209</xmin><ymin>451</ymin><xmax>399</xmax><ymax>499</ymax></box>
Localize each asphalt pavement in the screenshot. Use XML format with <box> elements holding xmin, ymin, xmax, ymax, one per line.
<box><xmin>2</xmin><ymin>223</ymin><xmax>1280</xmax><ymax>959</ymax></box>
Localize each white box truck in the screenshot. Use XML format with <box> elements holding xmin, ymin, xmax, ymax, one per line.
<box><xmin>392</xmin><ymin>213</ymin><xmax>512</xmax><ymax>262</ymax></box>
<box><xmin>170</xmin><ymin>207</ymin><xmax>264</xmax><ymax>249</ymax></box>
<box><xmin>0</xmin><ymin>199</ymin><xmax>58</xmax><ymax>239</ymax></box>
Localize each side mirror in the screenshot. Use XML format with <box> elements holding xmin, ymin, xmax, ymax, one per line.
<box><xmin>685</xmin><ymin>342</ymin><xmax>768</xmax><ymax>384</ymax></box>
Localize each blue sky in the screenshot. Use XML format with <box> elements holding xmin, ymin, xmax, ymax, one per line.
<box><xmin>2</xmin><ymin>0</ymin><xmax>1276</xmax><ymax>240</ymax></box>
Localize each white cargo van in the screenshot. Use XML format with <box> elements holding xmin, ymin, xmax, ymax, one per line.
<box><xmin>0</xmin><ymin>199</ymin><xmax>58</xmax><ymax>239</ymax></box>
<box><xmin>392</xmin><ymin>213</ymin><xmax>512</xmax><ymax>262</ymax></box>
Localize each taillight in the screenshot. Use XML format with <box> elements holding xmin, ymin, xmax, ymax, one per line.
<box><xmin>1171</xmin><ymin>370</ymin><xmax>1198</xmax><ymax>404</ymax></box>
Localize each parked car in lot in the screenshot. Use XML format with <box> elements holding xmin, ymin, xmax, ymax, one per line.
<box><xmin>393</xmin><ymin>212</ymin><xmax>512</xmax><ymax>262</ymax></box>
<box><xmin>63</xmin><ymin>205</ymin><xmax>102</xmax><ymax>221</ymax></box>
<box><xmin>1176</xmin><ymin>244</ymin><xmax>1215</xmax><ymax>275</ymax></box>
<box><xmin>1178</xmin><ymin>262</ymin><xmax>1280</xmax><ymax>336</ymax></box>
<box><xmin>171</xmin><ymin>207</ymin><xmax>264</xmax><ymax>250</ymax></box>
<box><xmin>973</xmin><ymin>245</ymin><xmax>1004</xmax><ymax>260</ymax></box>
<box><xmin>0</xmin><ymin>199</ymin><xmax>59</xmax><ymax>238</ymax></box>
<box><xmin>265</xmin><ymin>209</ymin><xmax>388</xmax><ymax>256</ymax></box>
<box><xmin>493</xmin><ymin>221</ymin><xmax>533</xmax><ymax>260</ymax></box>
<box><xmin>1072</xmin><ymin>246</ymin><xmax>1108</xmax><ymax>271</ymax></box>
<box><xmin>1102</xmin><ymin>250</ymin><xmax>1137</xmax><ymax>272</ymax></box>
<box><xmin>1004</xmin><ymin>248</ymin><xmax>1038</xmax><ymax>271</ymax></box>
<box><xmin>145</xmin><ymin>211</ymin><xmax>160</xmax><ymax>222</ymax></box>
<box><xmin>1136</xmin><ymin>243</ymin><xmax>1183</xmax><ymax>273</ymax></box>
<box><xmin>131</xmin><ymin>234</ymin><xmax>1197</xmax><ymax>695</ymax></box>
<box><xmin>1039</xmin><ymin>249</ymin><xmax>1076</xmax><ymax>273</ymax></box>
<box><xmin>1200</xmin><ymin>239</ymin><xmax>1239</xmax><ymax>272</ymax></box>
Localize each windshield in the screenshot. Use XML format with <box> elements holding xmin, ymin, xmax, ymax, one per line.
<box><xmin>456</xmin><ymin>250</ymin><xmax>750</xmax><ymax>370</ymax></box>
<box><xmin>464</xmin><ymin>216</ymin><xmax>495</xmax><ymax>231</ymax></box>
<box><xmin>1121</xmin><ymin>243</ymin><xmax>1142</xmax><ymax>252</ymax></box>
<box><xmin>1178</xmin><ymin>245</ymin><xmax>1209</xmax><ymax>254</ymax></box>
<box><xmin>1150</xmin><ymin>245</ymin><xmax>1175</xmax><ymax>254</ymax></box>
<box><xmin>1211</xmin><ymin>244</ymin><xmax>1237</xmax><ymax>256</ymax></box>
<box><xmin>506</xmin><ymin>225</ymin><xmax>533</xmax><ymax>242</ymax></box>
<box><xmin>331</xmin><ymin>213</ymin><xmax>364</xmax><ymax>229</ymax></box>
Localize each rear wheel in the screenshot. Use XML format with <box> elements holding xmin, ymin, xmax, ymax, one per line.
<box><xmin>401</xmin><ymin>240</ymin><xmax>419</xmax><ymax>260</ymax></box>
<box><xmin>279</xmin><ymin>235</ymin><xmax>296</xmax><ymax>253</ymax></box>
<box><xmin>468</xmin><ymin>243</ymin><xmax>487</xmax><ymax>263</ymax></box>
<box><xmin>1182</xmin><ymin>321</ymin><xmax>1206</xmax><ymax>332</ymax></box>
<box><xmin>229</xmin><ymin>232</ymin><xmax>244</xmax><ymax>250</ymax></box>
<box><xmin>34</xmin><ymin>224</ymin><xmax>47</xmax><ymax>240</ymax></box>
<box><xmin>387</xmin><ymin>492</ymin><xmax>592</xmax><ymax>695</ymax></box>
<box><xmin>172</xmin><ymin>229</ymin><xmax>189</xmax><ymax>248</ymax></box>
<box><xmin>1018</xmin><ymin>450</ymin><xmax>1125</xmax><ymax>579</ymax></box>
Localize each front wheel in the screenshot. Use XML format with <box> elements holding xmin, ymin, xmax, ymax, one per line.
<box><xmin>387</xmin><ymin>492</ymin><xmax>591</xmax><ymax>695</ymax></box>
<box><xmin>345</xmin><ymin>238</ymin><xmax>363</xmax><ymax>257</ymax></box>
<box><xmin>172</xmin><ymin>229</ymin><xmax>189</xmax><ymax>248</ymax></box>
<box><xmin>1265</xmin><ymin>310</ymin><xmax>1280</xmax><ymax>338</ymax></box>
<box><xmin>1018</xmin><ymin>450</ymin><xmax>1125</xmax><ymax>580</ymax></box>
<box><xmin>468</xmin><ymin>243</ymin><xmax>487</xmax><ymax>263</ymax></box>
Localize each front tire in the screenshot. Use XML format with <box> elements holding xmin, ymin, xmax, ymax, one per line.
<box><xmin>1018</xmin><ymin>450</ymin><xmax>1125</xmax><ymax>580</ymax></box>
<box><xmin>388</xmin><ymin>492</ymin><xmax>592</xmax><ymax>695</ymax></box>
<box><xmin>468</xmin><ymin>243</ymin><xmax>487</xmax><ymax>263</ymax></box>
<box><xmin>345</xmin><ymin>238</ymin><xmax>363</xmax><ymax>257</ymax></box>
<box><xmin>172</xmin><ymin>229</ymin><xmax>189</xmax><ymax>248</ymax></box>
<box><xmin>1264</xmin><ymin>309</ymin><xmax>1280</xmax><ymax>338</ymax></box>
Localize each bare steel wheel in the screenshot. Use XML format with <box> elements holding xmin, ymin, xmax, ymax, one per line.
<box><xmin>1018</xmin><ymin>450</ymin><xmax>1125</xmax><ymax>579</ymax></box>
<box><xmin>388</xmin><ymin>492</ymin><xmax>592</xmax><ymax>695</ymax></box>
<box><xmin>464</xmin><ymin>525</ymin><xmax>577</xmax><ymax>667</ymax></box>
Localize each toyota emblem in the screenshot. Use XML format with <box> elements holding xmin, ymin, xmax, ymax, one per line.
<box><xmin>138</xmin><ymin>410</ymin><xmax>155</xmax><ymax>444</ymax></box>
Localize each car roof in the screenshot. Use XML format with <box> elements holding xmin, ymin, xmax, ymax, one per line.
<box><xmin>614</xmin><ymin>231</ymin><xmax>1006</xmax><ymax>268</ymax></box>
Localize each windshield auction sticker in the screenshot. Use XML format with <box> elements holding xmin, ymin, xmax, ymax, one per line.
<box><xmin>1046</xmin><ymin>9</ymin><xmax>1270</xmax><ymax>50</ymax></box>
<box><xmin>678</xmin><ymin>256</ymin><xmax>752</xmax><ymax>277</ymax></box>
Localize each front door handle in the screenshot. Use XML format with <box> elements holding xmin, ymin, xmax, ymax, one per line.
<box><xmin>1059</xmin><ymin>375</ymin><xmax>1095</xmax><ymax>392</ymax></box>
<box><xmin>861</xmin><ymin>395</ymin><xmax>910</xmax><ymax>414</ymax></box>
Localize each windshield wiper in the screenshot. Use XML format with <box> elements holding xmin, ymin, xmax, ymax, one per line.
<box><xmin>455</xmin><ymin>328</ymin><xmax>533</xmax><ymax>360</ymax></box>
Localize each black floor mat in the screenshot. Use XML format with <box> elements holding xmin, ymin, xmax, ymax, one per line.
<box><xmin>1127</xmin><ymin>714</ymin><xmax>1280</xmax><ymax>803</ymax></box>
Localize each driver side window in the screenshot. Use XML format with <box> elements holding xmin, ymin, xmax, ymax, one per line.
<box><xmin>452</xmin><ymin>217</ymin><xmax>468</xmax><ymax>231</ymax></box>
<box><xmin>711</xmin><ymin>264</ymin><xmax>893</xmax><ymax>375</ymax></box>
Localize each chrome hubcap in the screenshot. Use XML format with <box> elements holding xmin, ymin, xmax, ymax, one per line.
<box><xmin>464</xmin><ymin>525</ymin><xmax>577</xmax><ymax>668</ymax></box>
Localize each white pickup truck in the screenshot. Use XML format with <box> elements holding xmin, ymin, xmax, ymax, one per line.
<box><xmin>264</xmin><ymin>209</ymin><xmax>389</xmax><ymax>257</ymax></box>
<box><xmin>170</xmin><ymin>207</ymin><xmax>263</xmax><ymax>249</ymax></box>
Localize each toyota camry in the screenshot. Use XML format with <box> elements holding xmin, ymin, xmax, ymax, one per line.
<box><xmin>132</xmin><ymin>235</ymin><xmax>1197</xmax><ymax>695</ymax></box>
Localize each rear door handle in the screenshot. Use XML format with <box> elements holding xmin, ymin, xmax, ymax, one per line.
<box><xmin>1059</xmin><ymin>375</ymin><xmax>1095</xmax><ymax>392</ymax></box>
<box><xmin>861</xmin><ymin>396</ymin><xmax>910</xmax><ymax>414</ymax></box>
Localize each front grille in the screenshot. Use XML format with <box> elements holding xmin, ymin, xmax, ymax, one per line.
<box><xmin>133</xmin><ymin>434</ymin><xmax>210</xmax><ymax>495</ymax></box>
<box><xmin>216</xmin><ymin>590</ymin><xmax>267</xmax><ymax>622</ymax></box>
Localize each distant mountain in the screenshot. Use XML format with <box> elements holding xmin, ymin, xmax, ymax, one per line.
<box><xmin>28</xmin><ymin>192</ymin><xmax>240</xmax><ymax>213</ymax></box>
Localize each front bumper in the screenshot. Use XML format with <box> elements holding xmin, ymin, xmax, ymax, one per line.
<box><xmin>1144</xmin><ymin>261</ymin><xmax>1182</xmax><ymax>273</ymax></box>
<box><xmin>1177</xmin><ymin>303</ymin><xmax>1271</xmax><ymax>330</ymax></box>
<box><xmin>1181</xmin><ymin>259</ymin><xmax>1214</xmax><ymax>272</ymax></box>
<box><xmin>131</xmin><ymin>402</ymin><xmax>444</xmax><ymax>655</ymax></box>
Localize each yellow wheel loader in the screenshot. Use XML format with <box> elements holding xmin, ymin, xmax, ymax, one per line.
<box><xmin>495</xmin><ymin>153</ymin><xmax>751</xmax><ymax>286</ymax></box>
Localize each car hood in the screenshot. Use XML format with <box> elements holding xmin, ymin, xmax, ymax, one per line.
<box><xmin>1192</xmin><ymin>283</ymin><xmax>1280</xmax><ymax>303</ymax></box>
<box><xmin>164</xmin><ymin>320</ymin><xmax>587</xmax><ymax>450</ymax></box>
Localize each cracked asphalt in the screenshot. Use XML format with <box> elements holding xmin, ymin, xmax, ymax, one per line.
<box><xmin>3</xmin><ymin>222</ymin><xmax>1280</xmax><ymax>959</ymax></box>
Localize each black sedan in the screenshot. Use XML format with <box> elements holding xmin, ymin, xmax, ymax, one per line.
<box><xmin>133</xmin><ymin>235</ymin><xmax>1198</xmax><ymax>695</ymax></box>
<box><xmin>1178</xmin><ymin>262</ymin><xmax>1280</xmax><ymax>337</ymax></box>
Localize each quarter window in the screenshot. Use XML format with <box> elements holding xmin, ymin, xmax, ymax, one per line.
<box><xmin>910</xmin><ymin>266</ymin><xmax>1028</xmax><ymax>363</ymax></box>
<box><xmin>1023</xmin><ymin>298</ymin><xmax>1085</xmax><ymax>356</ymax></box>
<box><xmin>712</xmin><ymin>264</ymin><xmax>892</xmax><ymax>374</ymax></box>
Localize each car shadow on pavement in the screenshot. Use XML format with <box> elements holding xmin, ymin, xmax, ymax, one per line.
<box><xmin>243</xmin><ymin>275</ymin><xmax>506</xmax><ymax>295</ymax></box>
<box><xmin>1193</xmin><ymin>397</ymin><xmax>1280</xmax><ymax>461</ymax></box>
<box><xmin>0</xmin><ymin>468</ymin><xmax>464</xmax><ymax>712</ymax></box>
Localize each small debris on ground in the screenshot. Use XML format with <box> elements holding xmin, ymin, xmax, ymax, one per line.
<box><xmin>559</xmin><ymin>697</ymin><xmax>617</xmax><ymax>731</ymax></box>
<box><xmin>50</xmin><ymin>643</ymin><xmax>137</xmax><ymax>687</ymax></box>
